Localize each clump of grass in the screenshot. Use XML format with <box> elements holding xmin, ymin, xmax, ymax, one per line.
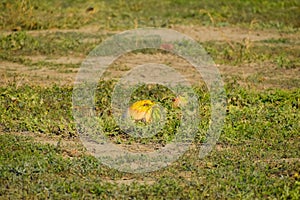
<box><xmin>0</xmin><ymin>31</ymin><xmax>101</xmax><ymax>57</ymax></box>
<box><xmin>0</xmin><ymin>83</ymin><xmax>75</xmax><ymax>136</ymax></box>
<box><xmin>0</xmin><ymin>31</ymin><xmax>39</xmax><ymax>52</ymax></box>
<box><xmin>275</xmin><ymin>54</ymin><xmax>296</xmax><ymax>69</ymax></box>
<box><xmin>203</xmin><ymin>40</ymin><xmax>300</xmax><ymax>67</ymax></box>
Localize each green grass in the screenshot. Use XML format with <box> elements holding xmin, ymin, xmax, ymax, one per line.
<box><xmin>1</xmin><ymin>0</ymin><xmax>300</xmax><ymax>199</ymax></box>
<box><xmin>1</xmin><ymin>82</ymin><xmax>298</xmax><ymax>140</ymax></box>
<box><xmin>203</xmin><ymin>40</ymin><xmax>300</xmax><ymax>67</ymax></box>
<box><xmin>1</xmin><ymin>0</ymin><xmax>299</xmax><ymax>31</ymax></box>
<box><xmin>0</xmin><ymin>82</ymin><xmax>299</xmax><ymax>198</ymax></box>
<box><xmin>0</xmin><ymin>31</ymin><xmax>101</xmax><ymax>56</ymax></box>
<box><xmin>0</xmin><ymin>84</ymin><xmax>75</xmax><ymax>136</ymax></box>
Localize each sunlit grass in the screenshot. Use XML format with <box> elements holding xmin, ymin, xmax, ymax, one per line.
<box><xmin>0</xmin><ymin>0</ymin><xmax>299</xmax><ymax>199</ymax></box>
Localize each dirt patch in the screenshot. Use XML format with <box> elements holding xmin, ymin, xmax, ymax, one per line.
<box><xmin>0</xmin><ymin>61</ymin><xmax>78</xmax><ymax>86</ymax></box>
<box><xmin>22</xmin><ymin>55</ymin><xmax>85</xmax><ymax>64</ymax></box>
<box><xmin>219</xmin><ymin>62</ymin><xmax>300</xmax><ymax>90</ymax></box>
<box><xmin>0</xmin><ymin>131</ymin><xmax>87</xmax><ymax>158</ymax></box>
<box><xmin>103</xmin><ymin>177</ymin><xmax>156</xmax><ymax>185</ymax></box>
<box><xmin>0</xmin><ymin>25</ymin><xmax>117</xmax><ymax>37</ymax></box>
<box><xmin>172</xmin><ymin>25</ymin><xmax>291</xmax><ymax>42</ymax></box>
<box><xmin>105</xmin><ymin>52</ymin><xmax>205</xmax><ymax>85</ymax></box>
<box><xmin>5</xmin><ymin>25</ymin><xmax>294</xmax><ymax>42</ymax></box>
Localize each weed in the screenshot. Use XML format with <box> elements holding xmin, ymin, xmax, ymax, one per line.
<box><xmin>275</xmin><ymin>54</ymin><xmax>296</xmax><ymax>69</ymax></box>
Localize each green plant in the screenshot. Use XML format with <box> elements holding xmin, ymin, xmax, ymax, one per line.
<box><xmin>275</xmin><ymin>54</ymin><xmax>295</xmax><ymax>69</ymax></box>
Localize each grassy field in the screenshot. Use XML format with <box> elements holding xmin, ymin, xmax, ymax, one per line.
<box><xmin>0</xmin><ymin>0</ymin><xmax>299</xmax><ymax>199</ymax></box>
